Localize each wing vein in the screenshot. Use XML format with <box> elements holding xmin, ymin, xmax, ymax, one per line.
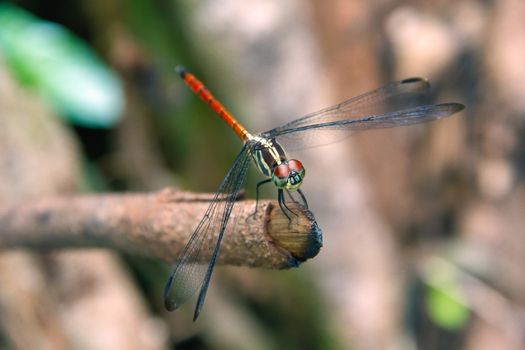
<box><xmin>164</xmin><ymin>144</ymin><xmax>252</xmax><ymax>318</ymax></box>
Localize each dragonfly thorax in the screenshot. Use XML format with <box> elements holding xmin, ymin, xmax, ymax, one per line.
<box><xmin>248</xmin><ymin>136</ymin><xmax>306</xmax><ymax>191</ymax></box>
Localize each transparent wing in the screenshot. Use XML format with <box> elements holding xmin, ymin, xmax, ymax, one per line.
<box><xmin>271</xmin><ymin>103</ymin><xmax>463</xmax><ymax>137</ymax></box>
<box><xmin>261</xmin><ymin>78</ymin><xmax>463</xmax><ymax>149</ymax></box>
<box><xmin>164</xmin><ymin>144</ymin><xmax>252</xmax><ymax>320</ymax></box>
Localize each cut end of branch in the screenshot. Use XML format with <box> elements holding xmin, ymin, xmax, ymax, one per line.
<box><xmin>267</xmin><ymin>202</ymin><xmax>323</xmax><ymax>264</ymax></box>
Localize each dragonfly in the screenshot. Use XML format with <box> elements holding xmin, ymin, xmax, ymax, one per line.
<box><xmin>164</xmin><ymin>66</ymin><xmax>464</xmax><ymax>320</ymax></box>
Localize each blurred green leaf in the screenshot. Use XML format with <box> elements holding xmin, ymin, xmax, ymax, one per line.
<box><xmin>424</xmin><ymin>258</ymin><xmax>470</xmax><ymax>330</ymax></box>
<box><xmin>0</xmin><ymin>3</ymin><xmax>123</xmax><ymax>127</ymax></box>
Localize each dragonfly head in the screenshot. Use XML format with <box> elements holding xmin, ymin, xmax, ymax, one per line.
<box><xmin>272</xmin><ymin>159</ymin><xmax>305</xmax><ymax>190</ymax></box>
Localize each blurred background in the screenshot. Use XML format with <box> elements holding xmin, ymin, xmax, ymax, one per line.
<box><xmin>0</xmin><ymin>0</ymin><xmax>524</xmax><ymax>349</ymax></box>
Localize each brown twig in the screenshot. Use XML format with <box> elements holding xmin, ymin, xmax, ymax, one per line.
<box><xmin>0</xmin><ymin>188</ymin><xmax>322</xmax><ymax>269</ymax></box>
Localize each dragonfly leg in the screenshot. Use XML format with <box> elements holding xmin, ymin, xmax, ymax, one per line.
<box><xmin>297</xmin><ymin>188</ymin><xmax>309</xmax><ymax>209</ymax></box>
<box><xmin>252</xmin><ymin>178</ymin><xmax>272</xmax><ymax>215</ymax></box>
<box><xmin>282</xmin><ymin>194</ymin><xmax>299</xmax><ymax>217</ymax></box>
<box><xmin>279</xmin><ymin>189</ymin><xmax>299</xmax><ymax>223</ymax></box>
<box><xmin>285</xmin><ymin>189</ymin><xmax>308</xmax><ymax>209</ymax></box>
<box><xmin>278</xmin><ymin>189</ymin><xmax>293</xmax><ymax>223</ymax></box>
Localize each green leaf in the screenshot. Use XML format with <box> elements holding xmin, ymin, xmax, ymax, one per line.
<box><xmin>0</xmin><ymin>4</ymin><xmax>124</xmax><ymax>128</ymax></box>
<box><xmin>424</xmin><ymin>258</ymin><xmax>470</xmax><ymax>330</ymax></box>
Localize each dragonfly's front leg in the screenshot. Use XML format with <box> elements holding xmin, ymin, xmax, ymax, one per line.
<box><xmin>284</xmin><ymin>188</ymin><xmax>309</xmax><ymax>210</ymax></box>
<box><xmin>297</xmin><ymin>188</ymin><xmax>309</xmax><ymax>209</ymax></box>
<box><xmin>248</xmin><ymin>179</ymin><xmax>272</xmax><ymax>219</ymax></box>
<box><xmin>278</xmin><ymin>188</ymin><xmax>300</xmax><ymax>224</ymax></box>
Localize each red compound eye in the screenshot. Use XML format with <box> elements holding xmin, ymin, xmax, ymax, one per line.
<box><xmin>273</xmin><ymin>164</ymin><xmax>290</xmax><ymax>178</ymax></box>
<box><xmin>288</xmin><ymin>159</ymin><xmax>304</xmax><ymax>172</ymax></box>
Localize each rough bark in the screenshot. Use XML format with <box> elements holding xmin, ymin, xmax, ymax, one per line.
<box><xmin>0</xmin><ymin>188</ymin><xmax>322</xmax><ymax>268</ymax></box>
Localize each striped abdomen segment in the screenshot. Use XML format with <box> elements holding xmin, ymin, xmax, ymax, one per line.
<box><xmin>176</xmin><ymin>66</ymin><xmax>249</xmax><ymax>141</ymax></box>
